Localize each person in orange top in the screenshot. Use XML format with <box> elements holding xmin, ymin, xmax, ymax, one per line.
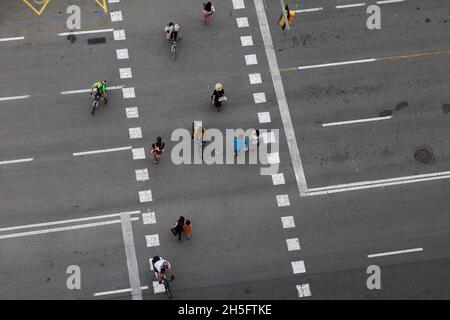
<box><xmin>184</xmin><ymin>220</ymin><xmax>192</xmax><ymax>240</ymax></box>
<box><xmin>278</xmin><ymin>4</ymin><xmax>295</xmax><ymax>31</ymax></box>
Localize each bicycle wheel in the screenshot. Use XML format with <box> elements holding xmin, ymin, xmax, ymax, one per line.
<box><xmin>91</xmin><ymin>100</ymin><xmax>98</xmax><ymax>115</ymax></box>
<box><xmin>164</xmin><ymin>280</ymin><xmax>173</xmax><ymax>299</ymax></box>
<box><xmin>170</xmin><ymin>43</ymin><xmax>177</xmax><ymax>61</ymax></box>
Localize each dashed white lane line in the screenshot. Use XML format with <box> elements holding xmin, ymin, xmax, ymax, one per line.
<box><xmin>296</xmin><ymin>284</ymin><xmax>312</xmax><ymax>298</ymax></box>
<box><xmin>135</xmin><ymin>169</ymin><xmax>149</xmax><ymax>181</ymax></box>
<box><xmin>262</xmin><ymin>131</ymin><xmax>276</xmax><ymax>144</ymax></box>
<box><xmin>108</xmin><ymin>0</ymin><xmax>120</xmax><ymax>3</ymax></box>
<box><xmin>129</xmin><ymin>127</ymin><xmax>142</xmax><ymax>139</ymax></box>
<box><xmin>139</xmin><ymin>190</ymin><xmax>153</xmax><ymax>203</ymax></box>
<box><xmin>61</xmin><ymin>86</ymin><xmax>123</xmax><ymax>95</ymax></box>
<box><xmin>258</xmin><ymin>111</ymin><xmax>271</xmax><ymax>123</ymax></box>
<box><xmin>126</xmin><ymin>107</ymin><xmax>139</xmax><ymax>118</ymax></box>
<box><xmin>336</xmin><ymin>3</ymin><xmax>366</xmax><ymax>9</ymax></box>
<box><xmin>249</xmin><ymin>73</ymin><xmax>262</xmax><ymax>84</ymax></box>
<box><xmin>0</xmin><ymin>210</ymin><xmax>140</xmax><ymax>233</ymax></box>
<box><xmin>0</xmin><ymin>218</ymin><xmax>139</xmax><ymax>240</ymax></box>
<box><xmin>286</xmin><ymin>238</ymin><xmax>301</xmax><ymax>251</ymax></box>
<box><xmin>232</xmin><ymin>0</ymin><xmax>245</xmax><ymax>9</ymax></box>
<box><xmin>276</xmin><ymin>194</ymin><xmax>290</xmax><ymax>207</ymax></box>
<box><xmin>376</xmin><ymin>0</ymin><xmax>404</xmax><ymax>4</ymax></box>
<box><xmin>368</xmin><ymin>247</ymin><xmax>423</xmax><ymax>258</ymax></box>
<box><xmin>152</xmin><ymin>281</ymin><xmax>166</xmax><ymax>294</ymax></box>
<box><xmin>236</xmin><ymin>17</ymin><xmax>249</xmax><ymax>28</ymax></box>
<box><xmin>297</xmin><ymin>58</ymin><xmax>375</xmax><ymax>71</ymax></box>
<box><xmin>267</xmin><ymin>152</ymin><xmax>280</xmax><ymax>164</ymax></box>
<box><xmin>321</xmin><ymin>116</ymin><xmax>392</xmax><ymax>127</ymax></box>
<box><xmin>58</xmin><ymin>28</ymin><xmax>114</xmax><ymax>36</ymax></box>
<box><xmin>0</xmin><ymin>36</ymin><xmax>25</xmax><ymax>42</ymax></box>
<box><xmin>94</xmin><ymin>286</ymin><xmax>148</xmax><ymax>297</ymax></box>
<box><xmin>306</xmin><ymin>170</ymin><xmax>450</xmax><ymax>196</ymax></box>
<box><xmin>291</xmin><ymin>261</ymin><xmax>306</xmax><ymax>274</ymax></box>
<box><xmin>253</xmin><ymin>92</ymin><xmax>266</xmax><ymax>103</ymax></box>
<box><xmin>245</xmin><ymin>54</ymin><xmax>258</xmax><ymax>65</ymax></box>
<box><xmin>0</xmin><ymin>158</ymin><xmax>34</xmax><ymax>165</ymax></box>
<box><xmin>73</xmin><ymin>146</ymin><xmax>132</xmax><ymax>156</ymax></box>
<box><xmin>122</xmin><ymin>87</ymin><xmax>135</xmax><ymax>99</ymax></box>
<box><xmin>281</xmin><ymin>216</ymin><xmax>296</xmax><ymax>229</ymax></box>
<box><xmin>119</xmin><ymin>67</ymin><xmax>133</xmax><ymax>79</ymax></box>
<box><xmin>145</xmin><ymin>234</ymin><xmax>160</xmax><ymax>247</ymax></box>
<box><xmin>110</xmin><ymin>11</ymin><xmax>123</xmax><ymax>22</ymax></box>
<box><xmin>0</xmin><ymin>95</ymin><xmax>30</xmax><ymax>102</ymax></box>
<box><xmin>240</xmin><ymin>35</ymin><xmax>254</xmax><ymax>47</ymax></box>
<box><xmin>116</xmin><ymin>48</ymin><xmax>129</xmax><ymax>60</ymax></box>
<box><xmin>142</xmin><ymin>211</ymin><xmax>156</xmax><ymax>225</ymax></box>
<box><xmin>254</xmin><ymin>0</ymin><xmax>308</xmax><ymax>196</ymax></box>
<box><xmin>113</xmin><ymin>29</ymin><xmax>126</xmax><ymax>40</ymax></box>
<box><xmin>271</xmin><ymin>173</ymin><xmax>285</xmax><ymax>185</ymax></box>
<box><xmin>294</xmin><ymin>8</ymin><xmax>323</xmax><ymax>13</ymax></box>
<box><xmin>132</xmin><ymin>148</ymin><xmax>146</xmax><ymax>160</ymax></box>
<box><xmin>120</xmin><ymin>212</ymin><xmax>143</xmax><ymax>300</ymax></box>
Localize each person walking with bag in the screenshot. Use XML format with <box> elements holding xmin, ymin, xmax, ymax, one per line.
<box><xmin>171</xmin><ymin>216</ymin><xmax>185</xmax><ymax>242</ymax></box>
<box><xmin>151</xmin><ymin>136</ymin><xmax>165</xmax><ymax>163</ymax></box>
<box><xmin>211</xmin><ymin>82</ymin><xmax>226</xmax><ymax>112</ymax></box>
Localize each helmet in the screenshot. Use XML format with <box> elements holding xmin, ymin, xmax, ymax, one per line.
<box><xmin>168</xmin><ymin>22</ymin><xmax>174</xmax><ymax>27</ymax></box>
<box><xmin>162</xmin><ymin>261</ymin><xmax>169</xmax><ymax>269</ymax></box>
<box><xmin>215</xmin><ymin>83</ymin><xmax>223</xmax><ymax>91</ymax></box>
<box><xmin>97</xmin><ymin>82</ymin><xmax>102</xmax><ymax>88</ymax></box>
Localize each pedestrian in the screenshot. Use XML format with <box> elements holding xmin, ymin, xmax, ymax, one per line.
<box><xmin>171</xmin><ymin>216</ymin><xmax>185</xmax><ymax>241</ymax></box>
<box><xmin>151</xmin><ymin>136</ymin><xmax>165</xmax><ymax>163</ymax></box>
<box><xmin>211</xmin><ymin>82</ymin><xmax>226</xmax><ymax>112</ymax></box>
<box><xmin>233</xmin><ymin>130</ymin><xmax>247</xmax><ymax>158</ymax></box>
<box><xmin>184</xmin><ymin>220</ymin><xmax>192</xmax><ymax>240</ymax></box>
<box><xmin>249</xmin><ymin>129</ymin><xmax>260</xmax><ymax>150</ymax></box>
<box><xmin>202</xmin><ymin>2</ymin><xmax>215</xmax><ymax>24</ymax></box>
<box><xmin>278</xmin><ymin>4</ymin><xmax>295</xmax><ymax>31</ymax></box>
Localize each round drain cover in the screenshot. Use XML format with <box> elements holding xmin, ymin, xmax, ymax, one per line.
<box><xmin>414</xmin><ymin>147</ymin><xmax>434</xmax><ymax>164</ymax></box>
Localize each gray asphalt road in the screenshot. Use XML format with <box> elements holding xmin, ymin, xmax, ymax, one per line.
<box><xmin>0</xmin><ymin>0</ymin><xmax>449</xmax><ymax>300</ymax></box>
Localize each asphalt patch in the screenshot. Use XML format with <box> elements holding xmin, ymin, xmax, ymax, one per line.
<box><xmin>395</xmin><ymin>101</ymin><xmax>408</xmax><ymax>111</ymax></box>
<box><xmin>67</xmin><ymin>34</ymin><xmax>76</xmax><ymax>43</ymax></box>
<box><xmin>442</xmin><ymin>104</ymin><xmax>450</xmax><ymax>114</ymax></box>
<box><xmin>414</xmin><ymin>147</ymin><xmax>435</xmax><ymax>164</ymax></box>
<box><xmin>87</xmin><ymin>37</ymin><xmax>106</xmax><ymax>45</ymax></box>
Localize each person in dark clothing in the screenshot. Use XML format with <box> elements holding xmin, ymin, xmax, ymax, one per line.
<box><xmin>151</xmin><ymin>136</ymin><xmax>165</xmax><ymax>163</ymax></box>
<box><xmin>171</xmin><ymin>216</ymin><xmax>185</xmax><ymax>241</ymax></box>
<box><xmin>202</xmin><ymin>2</ymin><xmax>214</xmax><ymax>24</ymax></box>
<box><xmin>211</xmin><ymin>82</ymin><xmax>225</xmax><ymax>112</ymax></box>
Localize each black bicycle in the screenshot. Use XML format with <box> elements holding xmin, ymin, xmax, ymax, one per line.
<box><xmin>91</xmin><ymin>92</ymin><xmax>101</xmax><ymax>115</ymax></box>
<box><xmin>161</xmin><ymin>272</ymin><xmax>173</xmax><ymax>299</ymax></box>
<box><xmin>169</xmin><ymin>38</ymin><xmax>177</xmax><ymax>61</ymax></box>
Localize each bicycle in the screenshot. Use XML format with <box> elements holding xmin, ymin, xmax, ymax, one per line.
<box><xmin>169</xmin><ymin>39</ymin><xmax>177</xmax><ymax>61</ymax></box>
<box><xmin>161</xmin><ymin>272</ymin><xmax>173</xmax><ymax>299</ymax></box>
<box><xmin>91</xmin><ymin>92</ymin><xmax>101</xmax><ymax>115</ymax></box>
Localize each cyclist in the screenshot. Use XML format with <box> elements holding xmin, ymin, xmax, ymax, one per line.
<box><xmin>90</xmin><ymin>80</ymin><xmax>108</xmax><ymax>105</ymax></box>
<box><xmin>152</xmin><ymin>256</ymin><xmax>174</xmax><ymax>284</ymax></box>
<box><xmin>165</xmin><ymin>22</ymin><xmax>181</xmax><ymax>42</ymax></box>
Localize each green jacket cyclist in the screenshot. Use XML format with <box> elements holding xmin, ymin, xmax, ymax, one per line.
<box><xmin>90</xmin><ymin>80</ymin><xmax>108</xmax><ymax>104</ymax></box>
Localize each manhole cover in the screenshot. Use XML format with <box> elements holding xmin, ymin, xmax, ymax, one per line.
<box><xmin>414</xmin><ymin>147</ymin><xmax>434</xmax><ymax>164</ymax></box>
<box><xmin>87</xmin><ymin>37</ymin><xmax>106</xmax><ymax>45</ymax></box>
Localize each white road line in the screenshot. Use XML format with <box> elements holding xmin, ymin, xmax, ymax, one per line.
<box><xmin>73</xmin><ymin>146</ymin><xmax>132</xmax><ymax>156</ymax></box>
<box><xmin>245</xmin><ymin>54</ymin><xmax>258</xmax><ymax>65</ymax></box>
<box><xmin>0</xmin><ymin>36</ymin><xmax>25</xmax><ymax>42</ymax></box>
<box><xmin>272</xmin><ymin>173</ymin><xmax>285</xmax><ymax>185</ymax></box>
<box><xmin>61</xmin><ymin>86</ymin><xmax>123</xmax><ymax>95</ymax></box>
<box><xmin>281</xmin><ymin>216</ymin><xmax>296</xmax><ymax>229</ymax></box>
<box><xmin>0</xmin><ymin>218</ymin><xmax>139</xmax><ymax>240</ymax></box>
<box><xmin>258</xmin><ymin>112</ymin><xmax>271</xmax><ymax>123</ymax></box>
<box><xmin>377</xmin><ymin>0</ymin><xmax>404</xmax><ymax>4</ymax></box>
<box><xmin>286</xmin><ymin>238</ymin><xmax>301</xmax><ymax>251</ymax></box>
<box><xmin>145</xmin><ymin>234</ymin><xmax>160</xmax><ymax>247</ymax></box>
<box><xmin>291</xmin><ymin>260</ymin><xmax>306</xmax><ymax>274</ymax></box>
<box><xmin>253</xmin><ymin>92</ymin><xmax>266</xmax><ymax>103</ymax></box>
<box><xmin>307</xmin><ymin>170</ymin><xmax>450</xmax><ymax>196</ymax></box>
<box><xmin>120</xmin><ymin>212</ymin><xmax>143</xmax><ymax>300</ymax></box>
<box><xmin>368</xmin><ymin>247</ymin><xmax>423</xmax><ymax>258</ymax></box>
<box><xmin>294</xmin><ymin>8</ymin><xmax>323</xmax><ymax>13</ymax></box>
<box><xmin>236</xmin><ymin>17</ymin><xmax>249</xmax><ymax>28</ymax></box>
<box><xmin>139</xmin><ymin>190</ymin><xmax>153</xmax><ymax>202</ymax></box>
<box><xmin>110</xmin><ymin>11</ymin><xmax>123</xmax><ymax>22</ymax></box>
<box><xmin>232</xmin><ymin>0</ymin><xmax>245</xmax><ymax>9</ymax></box>
<box><xmin>254</xmin><ymin>0</ymin><xmax>308</xmax><ymax>195</ymax></box>
<box><xmin>336</xmin><ymin>3</ymin><xmax>366</xmax><ymax>9</ymax></box>
<box><xmin>276</xmin><ymin>194</ymin><xmax>290</xmax><ymax>207</ymax></box>
<box><xmin>135</xmin><ymin>169</ymin><xmax>149</xmax><ymax>181</ymax></box>
<box><xmin>0</xmin><ymin>210</ymin><xmax>140</xmax><ymax>233</ymax></box>
<box><xmin>240</xmin><ymin>35</ymin><xmax>254</xmax><ymax>46</ymax></box>
<box><xmin>249</xmin><ymin>73</ymin><xmax>262</xmax><ymax>84</ymax></box>
<box><xmin>126</xmin><ymin>107</ymin><xmax>139</xmax><ymax>118</ymax></box>
<box><xmin>129</xmin><ymin>127</ymin><xmax>142</xmax><ymax>139</ymax></box>
<box><xmin>297</xmin><ymin>58</ymin><xmax>375</xmax><ymax>71</ymax></box>
<box><xmin>0</xmin><ymin>158</ymin><xmax>34</xmax><ymax>165</ymax></box>
<box><xmin>58</xmin><ymin>28</ymin><xmax>114</xmax><ymax>36</ymax></box>
<box><xmin>94</xmin><ymin>286</ymin><xmax>148</xmax><ymax>297</ymax></box>
<box><xmin>296</xmin><ymin>284</ymin><xmax>312</xmax><ymax>298</ymax></box>
<box><xmin>142</xmin><ymin>211</ymin><xmax>156</xmax><ymax>225</ymax></box>
<box><xmin>321</xmin><ymin>116</ymin><xmax>392</xmax><ymax>127</ymax></box>
<box><xmin>132</xmin><ymin>148</ymin><xmax>146</xmax><ymax>160</ymax></box>
<box><xmin>0</xmin><ymin>95</ymin><xmax>30</xmax><ymax>102</ymax></box>
<box><xmin>119</xmin><ymin>67</ymin><xmax>133</xmax><ymax>79</ymax></box>
<box><xmin>116</xmin><ymin>48</ymin><xmax>129</xmax><ymax>60</ymax></box>
<box><xmin>113</xmin><ymin>29</ymin><xmax>126</xmax><ymax>40</ymax></box>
